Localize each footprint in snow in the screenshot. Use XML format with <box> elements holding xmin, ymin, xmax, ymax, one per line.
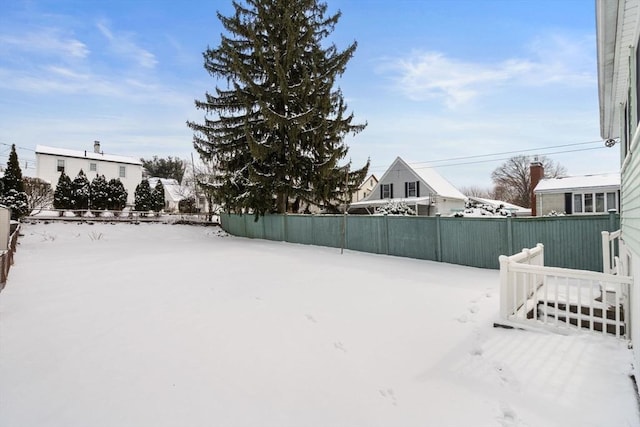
<box><xmin>305</xmin><ymin>314</ymin><xmax>317</xmax><ymax>323</ymax></box>
<box><xmin>379</xmin><ymin>388</ymin><xmax>398</xmax><ymax>406</ymax></box>
<box><xmin>334</xmin><ymin>342</ymin><xmax>347</xmax><ymax>353</ymax></box>
<box><xmin>469</xmin><ymin>305</ymin><xmax>479</xmax><ymax>314</ymax></box>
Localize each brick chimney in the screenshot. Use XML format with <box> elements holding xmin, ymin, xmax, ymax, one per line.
<box><xmin>530</xmin><ymin>158</ymin><xmax>544</xmax><ymax>216</ymax></box>
<box><xmin>94</xmin><ymin>140</ymin><xmax>101</xmax><ymax>153</ymax></box>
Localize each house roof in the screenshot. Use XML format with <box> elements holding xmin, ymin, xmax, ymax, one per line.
<box><xmin>389</xmin><ymin>157</ymin><xmax>465</xmax><ymax>199</ymax></box>
<box><xmin>35</xmin><ymin>145</ymin><xmax>142</xmax><ymax>166</ymax></box>
<box><xmin>534</xmin><ymin>173</ymin><xmax>620</xmax><ymax>193</ymax></box>
<box><xmin>148</xmin><ymin>177</ymin><xmax>188</xmax><ymax>203</ymax></box>
<box><xmin>467</xmin><ymin>196</ymin><xmax>531</xmax><ymax>215</ymax></box>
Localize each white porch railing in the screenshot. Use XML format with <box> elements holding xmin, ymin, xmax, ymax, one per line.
<box><xmin>602</xmin><ymin>229</ymin><xmax>625</xmax><ymax>275</ymax></box>
<box><xmin>499</xmin><ymin>244</ymin><xmax>633</xmax><ymax>339</ymax></box>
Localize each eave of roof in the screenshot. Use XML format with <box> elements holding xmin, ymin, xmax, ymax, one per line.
<box><xmin>35</xmin><ymin>145</ymin><xmax>142</xmax><ymax>166</ymax></box>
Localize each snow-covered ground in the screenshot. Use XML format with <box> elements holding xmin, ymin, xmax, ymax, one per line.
<box><xmin>1</xmin><ymin>222</ymin><xmax>638</xmax><ymax>427</ymax></box>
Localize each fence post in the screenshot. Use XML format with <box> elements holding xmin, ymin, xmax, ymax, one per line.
<box><xmin>384</xmin><ymin>214</ymin><xmax>389</xmax><ymax>255</ymax></box>
<box><xmin>435</xmin><ymin>213</ymin><xmax>442</xmax><ymax>262</ymax></box>
<box><xmin>608</xmin><ymin>209</ymin><xmax>617</xmax><ymax>232</ymax></box>
<box><xmin>506</xmin><ymin>213</ymin><xmax>514</xmax><ymax>256</ymax></box>
<box><xmin>283</xmin><ymin>213</ymin><xmax>288</xmax><ymax>242</ymax></box>
<box><xmin>601</xmin><ymin>231</ymin><xmax>611</xmax><ymax>274</ymax></box>
<box><xmin>499</xmin><ymin>255</ymin><xmax>509</xmax><ymax>319</ymax></box>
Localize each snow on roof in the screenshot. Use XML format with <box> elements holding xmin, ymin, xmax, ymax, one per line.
<box><xmin>350</xmin><ymin>196</ymin><xmax>432</xmax><ymax>208</ymax></box>
<box><xmin>148</xmin><ymin>177</ymin><xmax>188</xmax><ymax>202</ymax></box>
<box><xmin>35</xmin><ymin>145</ymin><xmax>142</xmax><ymax>166</ymax></box>
<box><xmin>535</xmin><ymin>173</ymin><xmax>620</xmax><ymax>193</ymax></box>
<box><xmin>397</xmin><ymin>158</ymin><xmax>465</xmax><ymax>199</ymax></box>
<box><xmin>467</xmin><ymin>196</ymin><xmax>531</xmax><ymax>215</ymax></box>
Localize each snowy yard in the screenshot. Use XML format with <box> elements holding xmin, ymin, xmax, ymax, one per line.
<box><xmin>1</xmin><ymin>222</ymin><xmax>638</xmax><ymax>427</ymax></box>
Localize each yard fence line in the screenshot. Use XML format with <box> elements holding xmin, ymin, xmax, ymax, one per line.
<box><xmin>0</xmin><ymin>224</ymin><xmax>20</xmax><ymax>291</ymax></box>
<box><xmin>220</xmin><ymin>212</ymin><xmax>620</xmax><ymax>271</ymax></box>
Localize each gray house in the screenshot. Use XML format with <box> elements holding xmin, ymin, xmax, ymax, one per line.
<box><xmin>533</xmin><ymin>173</ymin><xmax>620</xmax><ymax>216</ymax></box>
<box><xmin>349</xmin><ymin>156</ymin><xmax>466</xmax><ymax>216</ymax></box>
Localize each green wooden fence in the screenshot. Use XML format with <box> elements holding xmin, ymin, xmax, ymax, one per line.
<box><xmin>220</xmin><ymin>213</ymin><xmax>620</xmax><ymax>271</ymax></box>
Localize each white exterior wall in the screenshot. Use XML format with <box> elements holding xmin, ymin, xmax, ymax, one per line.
<box><xmin>536</xmin><ymin>193</ymin><xmax>566</xmax><ymax>216</ymax></box>
<box><xmin>434</xmin><ymin>196</ymin><xmax>465</xmax><ymax>216</ymax></box>
<box><xmin>36</xmin><ymin>153</ymin><xmax>142</xmax><ymax>206</ymax></box>
<box><xmin>352</xmin><ymin>175</ymin><xmax>378</xmax><ymax>202</ymax></box>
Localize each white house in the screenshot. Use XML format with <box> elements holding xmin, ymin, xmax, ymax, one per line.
<box><xmin>597</xmin><ymin>0</ymin><xmax>640</xmax><ymax>387</ymax></box>
<box><xmin>351</xmin><ymin>174</ymin><xmax>378</xmax><ymax>203</ymax></box>
<box><xmin>147</xmin><ymin>177</ymin><xmax>188</xmax><ymax>213</ymax></box>
<box><xmin>349</xmin><ymin>157</ymin><xmax>466</xmax><ymax>216</ymax></box>
<box><xmin>534</xmin><ymin>173</ymin><xmax>620</xmax><ymax>216</ymax></box>
<box><xmin>35</xmin><ymin>141</ymin><xmax>142</xmax><ymax>206</ymax></box>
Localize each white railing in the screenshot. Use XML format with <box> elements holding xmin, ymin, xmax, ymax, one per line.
<box><xmin>602</xmin><ymin>229</ymin><xmax>624</xmax><ymax>275</ymax></box>
<box><xmin>499</xmin><ymin>244</ymin><xmax>633</xmax><ymax>339</ymax></box>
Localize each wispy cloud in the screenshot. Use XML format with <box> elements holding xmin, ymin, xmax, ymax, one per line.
<box><xmin>96</xmin><ymin>20</ymin><xmax>157</xmax><ymax>69</ymax></box>
<box><xmin>381</xmin><ymin>33</ymin><xmax>595</xmax><ymax>109</ymax></box>
<box><xmin>0</xmin><ymin>28</ymin><xmax>89</xmax><ymax>59</ymax></box>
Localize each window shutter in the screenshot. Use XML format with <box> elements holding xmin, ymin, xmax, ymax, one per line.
<box><xmin>404</xmin><ymin>182</ymin><xmax>408</xmax><ymax>197</ymax></box>
<box><xmin>380</xmin><ymin>185</ymin><xmax>383</xmax><ymax>199</ymax></box>
<box><xmin>564</xmin><ymin>193</ymin><xmax>572</xmax><ymax>214</ymax></box>
<box><xmin>416</xmin><ymin>181</ymin><xmax>420</xmax><ymax>197</ymax></box>
<box><xmin>390</xmin><ymin>183</ymin><xmax>394</xmax><ymax>198</ymax></box>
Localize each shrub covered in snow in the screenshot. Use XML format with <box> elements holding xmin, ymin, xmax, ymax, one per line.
<box><xmin>375</xmin><ymin>201</ymin><xmax>416</xmax><ymax>216</ymax></box>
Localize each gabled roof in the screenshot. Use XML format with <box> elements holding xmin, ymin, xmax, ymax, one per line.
<box><xmin>148</xmin><ymin>177</ymin><xmax>188</xmax><ymax>203</ymax></box>
<box><xmin>535</xmin><ymin>173</ymin><xmax>620</xmax><ymax>193</ymax></box>
<box><xmin>35</xmin><ymin>145</ymin><xmax>142</xmax><ymax>166</ymax></box>
<box><xmin>377</xmin><ymin>157</ymin><xmax>465</xmax><ymax>200</ymax></box>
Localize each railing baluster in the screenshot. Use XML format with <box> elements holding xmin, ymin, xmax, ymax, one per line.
<box><xmin>565</xmin><ymin>276</ymin><xmax>570</xmax><ymax>329</ymax></box>
<box><xmin>615</xmin><ymin>283</ymin><xmax>621</xmax><ymax>338</ymax></box>
<box><xmin>577</xmin><ymin>279</ymin><xmax>582</xmax><ymax>331</ymax></box>
<box><xmin>589</xmin><ymin>279</ymin><xmax>594</xmax><ymax>332</ymax></box>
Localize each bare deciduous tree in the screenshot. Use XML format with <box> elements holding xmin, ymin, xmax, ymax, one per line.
<box><xmin>491</xmin><ymin>155</ymin><xmax>566</xmax><ymax>207</ymax></box>
<box><xmin>24</xmin><ymin>177</ymin><xmax>53</xmax><ymax>214</ymax></box>
<box><xmin>459</xmin><ymin>186</ymin><xmax>494</xmax><ymax>199</ymax></box>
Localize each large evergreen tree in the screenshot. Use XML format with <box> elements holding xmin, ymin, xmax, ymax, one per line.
<box><xmin>90</xmin><ymin>175</ymin><xmax>109</xmax><ymax>211</ymax></box>
<box><xmin>141</xmin><ymin>156</ymin><xmax>186</xmax><ymax>182</ymax></box>
<box><xmin>107</xmin><ymin>178</ymin><xmax>128</xmax><ymax>211</ymax></box>
<box><xmin>53</xmin><ymin>172</ymin><xmax>73</xmax><ymax>212</ymax></box>
<box><xmin>188</xmin><ymin>0</ymin><xmax>368</xmax><ymax>215</ymax></box>
<box><xmin>134</xmin><ymin>179</ymin><xmax>153</xmax><ymax>212</ymax></box>
<box><xmin>152</xmin><ymin>180</ymin><xmax>165</xmax><ymax>213</ymax></box>
<box><xmin>70</xmin><ymin>170</ymin><xmax>90</xmax><ymax>211</ymax></box>
<box><xmin>3</xmin><ymin>144</ymin><xmax>24</xmax><ymax>193</ymax></box>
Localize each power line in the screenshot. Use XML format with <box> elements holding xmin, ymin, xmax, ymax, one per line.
<box><xmin>412</xmin><ymin>146</ymin><xmax>606</xmax><ymax>169</ymax></box>
<box><xmin>408</xmin><ymin>140</ymin><xmax>602</xmax><ymax>166</ymax></box>
<box><xmin>368</xmin><ymin>139</ymin><xmax>609</xmax><ymax>172</ymax></box>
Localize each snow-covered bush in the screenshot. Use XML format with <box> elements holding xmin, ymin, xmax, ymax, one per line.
<box><xmin>1</xmin><ymin>189</ymin><xmax>28</xmax><ymax>220</ymax></box>
<box><xmin>375</xmin><ymin>201</ymin><xmax>416</xmax><ymax>216</ymax></box>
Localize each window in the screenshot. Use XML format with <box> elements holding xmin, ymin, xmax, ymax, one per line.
<box><xmin>595</xmin><ymin>193</ymin><xmax>605</xmax><ymax>212</ymax></box>
<box><xmin>381</xmin><ymin>183</ymin><xmax>393</xmax><ymax>199</ymax></box>
<box><xmin>119</xmin><ymin>166</ymin><xmax>126</xmax><ymax>178</ymax></box>
<box><xmin>89</xmin><ymin>162</ymin><xmax>97</xmax><ymax>172</ymax></box>
<box><xmin>584</xmin><ymin>194</ymin><xmax>593</xmax><ymax>212</ymax></box>
<box><xmin>573</xmin><ymin>194</ymin><xmax>582</xmax><ymax>213</ymax></box>
<box><xmin>573</xmin><ymin>192</ymin><xmax>618</xmax><ymax>214</ymax></box>
<box><xmin>57</xmin><ymin>159</ymin><xmax>65</xmax><ymax>173</ymax></box>
<box><xmin>404</xmin><ymin>181</ymin><xmax>420</xmax><ymax>197</ymax></box>
<box><xmin>607</xmin><ymin>192</ymin><xmax>617</xmax><ymax>212</ymax></box>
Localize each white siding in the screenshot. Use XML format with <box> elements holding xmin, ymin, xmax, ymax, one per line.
<box><xmin>36</xmin><ymin>152</ymin><xmax>142</xmax><ymax>206</ymax></box>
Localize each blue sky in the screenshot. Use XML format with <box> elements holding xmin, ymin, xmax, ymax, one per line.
<box><xmin>0</xmin><ymin>0</ymin><xmax>615</xmax><ymax>189</ymax></box>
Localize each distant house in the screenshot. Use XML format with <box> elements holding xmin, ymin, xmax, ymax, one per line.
<box><xmin>147</xmin><ymin>177</ymin><xmax>187</xmax><ymax>213</ymax></box>
<box><xmin>36</xmin><ymin>141</ymin><xmax>142</xmax><ymax>206</ymax></box>
<box><xmin>349</xmin><ymin>156</ymin><xmax>466</xmax><ymax>216</ymax></box>
<box><xmin>463</xmin><ymin>196</ymin><xmax>531</xmax><ymax>217</ymax></box>
<box><xmin>351</xmin><ymin>174</ymin><xmax>378</xmax><ymax>203</ymax></box>
<box><xmin>533</xmin><ymin>173</ymin><xmax>620</xmax><ymax>216</ymax></box>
